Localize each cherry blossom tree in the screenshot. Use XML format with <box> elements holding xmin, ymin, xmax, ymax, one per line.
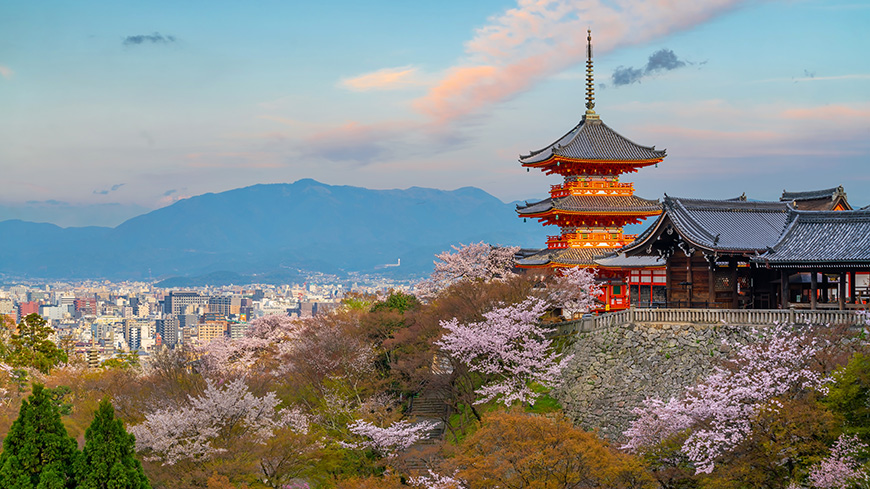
<box><xmin>129</xmin><ymin>378</ymin><xmax>308</xmax><ymax>465</ymax></box>
<box><xmin>622</xmin><ymin>323</ymin><xmax>828</xmax><ymax>474</ymax></box>
<box><xmin>436</xmin><ymin>297</ymin><xmax>572</xmax><ymax>406</ymax></box>
<box><xmin>546</xmin><ymin>266</ymin><xmax>601</xmax><ymax>318</ymax></box>
<box><xmin>415</xmin><ymin>242</ymin><xmax>519</xmax><ymax>299</ymax></box>
<box><xmin>807</xmin><ymin>434</ymin><xmax>869</xmax><ymax>489</ymax></box>
<box><xmin>198</xmin><ymin>314</ymin><xmax>305</xmax><ymax>376</ymax></box>
<box><xmin>344</xmin><ymin>419</ymin><xmax>439</xmax><ymax>457</ymax></box>
<box><xmin>409</xmin><ymin>470</ymin><xmax>466</xmax><ymax>489</ymax></box>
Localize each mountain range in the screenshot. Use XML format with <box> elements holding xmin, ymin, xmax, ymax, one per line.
<box><xmin>0</xmin><ymin>179</ymin><xmax>548</xmax><ymax>282</ymax></box>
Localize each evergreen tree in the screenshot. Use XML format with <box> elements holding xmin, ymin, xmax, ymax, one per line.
<box><xmin>0</xmin><ymin>384</ymin><xmax>79</xmax><ymax>488</ymax></box>
<box><xmin>7</xmin><ymin>313</ymin><xmax>67</xmax><ymax>374</ymax></box>
<box><xmin>77</xmin><ymin>398</ymin><xmax>150</xmax><ymax>489</ymax></box>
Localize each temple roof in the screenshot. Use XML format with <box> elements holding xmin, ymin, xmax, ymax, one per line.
<box><xmin>516</xmin><ymin>247</ymin><xmax>611</xmax><ymax>267</ymax></box>
<box><xmin>594</xmin><ymin>253</ymin><xmax>666</xmax><ymax>269</ymax></box>
<box><xmin>621</xmin><ymin>196</ymin><xmax>792</xmax><ymax>254</ymax></box>
<box><xmin>517</xmin><ymin>194</ymin><xmax>662</xmax><ymax>216</ymax></box>
<box><xmin>780</xmin><ymin>186</ymin><xmax>851</xmax><ymax>211</ymax></box>
<box><xmin>519</xmin><ymin>117</ymin><xmax>666</xmax><ymax>165</ymax></box>
<box><xmin>754</xmin><ymin>209</ymin><xmax>870</xmax><ymax>268</ymax></box>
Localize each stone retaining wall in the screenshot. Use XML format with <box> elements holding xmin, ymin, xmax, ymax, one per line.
<box><xmin>554</xmin><ymin>321</ymin><xmax>758</xmax><ymax>440</ymax></box>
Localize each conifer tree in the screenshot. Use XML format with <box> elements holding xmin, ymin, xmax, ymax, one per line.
<box><xmin>77</xmin><ymin>398</ymin><xmax>150</xmax><ymax>489</ymax></box>
<box><xmin>0</xmin><ymin>383</ymin><xmax>79</xmax><ymax>488</ymax></box>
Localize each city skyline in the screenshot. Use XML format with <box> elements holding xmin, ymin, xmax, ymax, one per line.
<box><xmin>2</xmin><ymin>0</ymin><xmax>868</xmax><ymax>227</ymax></box>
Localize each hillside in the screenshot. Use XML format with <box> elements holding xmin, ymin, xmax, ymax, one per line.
<box><xmin>0</xmin><ymin>179</ymin><xmax>544</xmax><ymax>281</ymax></box>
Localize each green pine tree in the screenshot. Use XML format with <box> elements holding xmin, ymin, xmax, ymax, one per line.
<box><xmin>7</xmin><ymin>314</ymin><xmax>67</xmax><ymax>374</ymax></box>
<box><xmin>76</xmin><ymin>398</ymin><xmax>151</xmax><ymax>489</ymax></box>
<box><xmin>0</xmin><ymin>384</ymin><xmax>79</xmax><ymax>489</ymax></box>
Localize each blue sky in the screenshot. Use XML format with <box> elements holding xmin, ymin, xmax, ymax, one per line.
<box><xmin>1</xmin><ymin>0</ymin><xmax>868</xmax><ymax>227</ymax></box>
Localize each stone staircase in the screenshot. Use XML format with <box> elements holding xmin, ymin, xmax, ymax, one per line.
<box><xmin>402</xmin><ymin>390</ymin><xmax>451</xmax><ymax>473</ymax></box>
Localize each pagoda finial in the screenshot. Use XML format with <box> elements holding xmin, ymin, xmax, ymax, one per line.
<box><xmin>585</xmin><ymin>29</ymin><xmax>598</xmax><ymax>120</ymax></box>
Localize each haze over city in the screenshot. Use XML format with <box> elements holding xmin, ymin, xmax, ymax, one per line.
<box><xmin>2</xmin><ymin>0</ymin><xmax>868</xmax><ymax>227</ymax></box>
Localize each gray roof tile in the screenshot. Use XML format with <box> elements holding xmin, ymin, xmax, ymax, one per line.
<box><xmin>621</xmin><ymin>196</ymin><xmax>791</xmax><ymax>254</ymax></box>
<box><xmin>754</xmin><ymin>210</ymin><xmax>870</xmax><ymax>267</ymax></box>
<box><xmin>517</xmin><ymin>195</ymin><xmax>661</xmax><ymax>216</ymax></box>
<box><xmin>520</xmin><ymin>117</ymin><xmax>666</xmax><ymax>164</ymax></box>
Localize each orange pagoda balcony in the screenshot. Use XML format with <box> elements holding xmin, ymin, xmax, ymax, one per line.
<box><xmin>550</xmin><ymin>180</ymin><xmax>634</xmax><ymax>198</ymax></box>
<box><xmin>546</xmin><ymin>232</ymin><xmax>639</xmax><ymax>249</ymax></box>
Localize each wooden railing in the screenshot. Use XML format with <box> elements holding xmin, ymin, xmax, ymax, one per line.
<box><xmin>546</xmin><ymin>308</ymin><xmax>866</xmax><ymax>336</ymax></box>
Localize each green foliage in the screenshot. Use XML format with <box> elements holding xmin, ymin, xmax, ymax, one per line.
<box><xmin>101</xmin><ymin>351</ymin><xmax>141</xmax><ymax>370</ymax></box>
<box><xmin>6</xmin><ymin>314</ymin><xmax>67</xmax><ymax>374</ymax></box>
<box><xmin>0</xmin><ymin>383</ymin><xmax>79</xmax><ymax>488</ymax></box>
<box><xmin>76</xmin><ymin>398</ymin><xmax>150</xmax><ymax>489</ymax></box>
<box><xmin>825</xmin><ymin>352</ymin><xmax>870</xmax><ymax>441</ymax></box>
<box><xmin>370</xmin><ymin>291</ymin><xmax>420</xmax><ymax>314</ymax></box>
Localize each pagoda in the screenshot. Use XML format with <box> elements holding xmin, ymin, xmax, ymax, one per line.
<box><xmin>516</xmin><ymin>30</ymin><xmax>666</xmax><ymax>311</ymax></box>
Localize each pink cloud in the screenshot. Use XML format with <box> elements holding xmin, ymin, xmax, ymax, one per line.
<box><xmin>781</xmin><ymin>105</ymin><xmax>870</xmax><ymax>121</ymax></box>
<box><xmin>414</xmin><ymin>0</ymin><xmax>750</xmax><ymax>122</ymax></box>
<box><xmin>0</xmin><ymin>65</ymin><xmax>13</xmax><ymax>79</ymax></box>
<box><xmin>340</xmin><ymin>66</ymin><xmax>424</xmax><ymax>92</ymax></box>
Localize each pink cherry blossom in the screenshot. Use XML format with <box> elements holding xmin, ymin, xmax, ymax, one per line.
<box><xmin>623</xmin><ymin>323</ymin><xmax>827</xmax><ymax>474</ymax></box>
<box><xmin>129</xmin><ymin>378</ymin><xmax>308</xmax><ymax>465</ymax></box>
<box><xmin>808</xmin><ymin>434</ymin><xmax>868</xmax><ymax>489</ymax></box>
<box><xmin>415</xmin><ymin>242</ymin><xmax>519</xmax><ymax>298</ymax></box>
<box><xmin>344</xmin><ymin>419</ymin><xmax>440</xmax><ymax>457</ymax></box>
<box><xmin>436</xmin><ymin>297</ymin><xmax>572</xmax><ymax>406</ymax></box>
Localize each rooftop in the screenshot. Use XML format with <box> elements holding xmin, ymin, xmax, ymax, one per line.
<box><xmin>519</xmin><ymin>117</ymin><xmax>666</xmax><ymax>165</ymax></box>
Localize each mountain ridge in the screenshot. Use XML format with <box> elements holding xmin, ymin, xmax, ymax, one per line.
<box><xmin>0</xmin><ymin>179</ymin><xmax>543</xmax><ymax>281</ymax></box>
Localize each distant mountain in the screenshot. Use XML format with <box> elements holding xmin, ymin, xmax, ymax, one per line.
<box><xmin>0</xmin><ymin>179</ymin><xmax>546</xmax><ymax>281</ymax></box>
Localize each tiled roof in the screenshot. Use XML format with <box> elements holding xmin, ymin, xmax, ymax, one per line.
<box><xmin>754</xmin><ymin>210</ymin><xmax>870</xmax><ymax>267</ymax></box>
<box><xmin>781</xmin><ymin>186</ymin><xmax>844</xmax><ymax>202</ymax></box>
<box><xmin>621</xmin><ymin>196</ymin><xmax>792</xmax><ymax>254</ymax></box>
<box><xmin>780</xmin><ymin>186</ymin><xmax>851</xmax><ymax>211</ymax></box>
<box><xmin>519</xmin><ymin>117</ymin><xmax>666</xmax><ymax>164</ymax></box>
<box><xmin>594</xmin><ymin>253</ymin><xmax>666</xmax><ymax>268</ymax></box>
<box><xmin>516</xmin><ymin>247</ymin><xmax>611</xmax><ymax>267</ymax></box>
<box><xmin>517</xmin><ymin>195</ymin><xmax>661</xmax><ymax>216</ymax></box>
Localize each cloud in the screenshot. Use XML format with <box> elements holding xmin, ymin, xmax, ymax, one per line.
<box><xmin>412</xmin><ymin>0</ymin><xmax>748</xmax><ymax>122</ymax></box>
<box><xmin>0</xmin><ymin>65</ymin><xmax>12</xmax><ymax>79</ymax></box>
<box><xmin>123</xmin><ymin>32</ymin><xmax>176</xmax><ymax>46</ymax></box>
<box><xmin>340</xmin><ymin>66</ymin><xmax>425</xmax><ymax>91</ymax></box>
<box><xmin>611</xmin><ymin>48</ymin><xmax>688</xmax><ymax>86</ymax></box>
<box><xmin>163</xmin><ymin>189</ymin><xmax>177</xmax><ymax>196</ymax></box>
<box><xmin>25</xmin><ymin>200</ymin><xmax>68</xmax><ymax>206</ymax></box>
<box><xmin>93</xmin><ymin>183</ymin><xmax>125</xmax><ymax>195</ymax></box>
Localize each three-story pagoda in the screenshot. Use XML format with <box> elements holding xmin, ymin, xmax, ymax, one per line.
<box><xmin>516</xmin><ymin>30</ymin><xmax>666</xmax><ymax>311</ymax></box>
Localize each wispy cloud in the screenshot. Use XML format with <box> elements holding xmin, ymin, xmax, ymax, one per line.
<box><xmin>123</xmin><ymin>32</ymin><xmax>176</xmax><ymax>46</ymax></box>
<box><xmin>0</xmin><ymin>65</ymin><xmax>13</xmax><ymax>79</ymax></box>
<box><xmin>93</xmin><ymin>183</ymin><xmax>125</xmax><ymax>195</ymax></box>
<box><xmin>412</xmin><ymin>0</ymin><xmax>749</xmax><ymax>122</ymax></box>
<box><xmin>612</xmin><ymin>48</ymin><xmax>689</xmax><ymax>86</ymax></box>
<box><xmin>754</xmin><ymin>73</ymin><xmax>870</xmax><ymax>83</ymax></box>
<box><xmin>340</xmin><ymin>66</ymin><xmax>425</xmax><ymax>91</ymax></box>
<box><xmin>162</xmin><ymin>189</ymin><xmax>177</xmax><ymax>197</ymax></box>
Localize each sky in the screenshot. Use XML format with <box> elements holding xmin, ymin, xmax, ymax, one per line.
<box><xmin>1</xmin><ymin>0</ymin><xmax>869</xmax><ymax>227</ymax></box>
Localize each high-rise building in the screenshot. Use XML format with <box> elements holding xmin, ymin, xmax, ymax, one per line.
<box><xmin>164</xmin><ymin>291</ymin><xmax>208</xmax><ymax>316</ymax></box>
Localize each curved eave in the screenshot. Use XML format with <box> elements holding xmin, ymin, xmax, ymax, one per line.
<box><xmin>759</xmin><ymin>261</ymin><xmax>870</xmax><ymax>269</ymax></box>
<box><xmin>521</xmin><ymin>155</ymin><xmax>664</xmax><ymax>168</ymax></box>
<box><xmin>518</xmin><ymin>209</ymin><xmax>662</xmax><ymax>218</ymax></box>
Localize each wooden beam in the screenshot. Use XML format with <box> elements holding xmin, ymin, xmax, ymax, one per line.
<box><xmin>731</xmin><ymin>260</ymin><xmax>739</xmax><ymax>309</ymax></box>
<box><xmin>781</xmin><ymin>269</ymin><xmax>789</xmax><ymax>309</ymax></box>
<box><xmin>687</xmin><ymin>254</ymin><xmax>693</xmax><ymax>305</ymax></box>
<box><xmin>850</xmin><ymin>271</ymin><xmax>857</xmax><ymax>304</ymax></box>
<box><xmin>708</xmin><ymin>259</ymin><xmax>715</xmax><ymax>308</ymax></box>
<box><xmin>810</xmin><ymin>271</ymin><xmax>818</xmax><ymax>310</ymax></box>
<box><xmin>839</xmin><ymin>272</ymin><xmax>847</xmax><ymax>310</ymax></box>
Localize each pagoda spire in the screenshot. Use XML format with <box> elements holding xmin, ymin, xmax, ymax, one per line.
<box><xmin>585</xmin><ymin>29</ymin><xmax>598</xmax><ymax>120</ymax></box>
